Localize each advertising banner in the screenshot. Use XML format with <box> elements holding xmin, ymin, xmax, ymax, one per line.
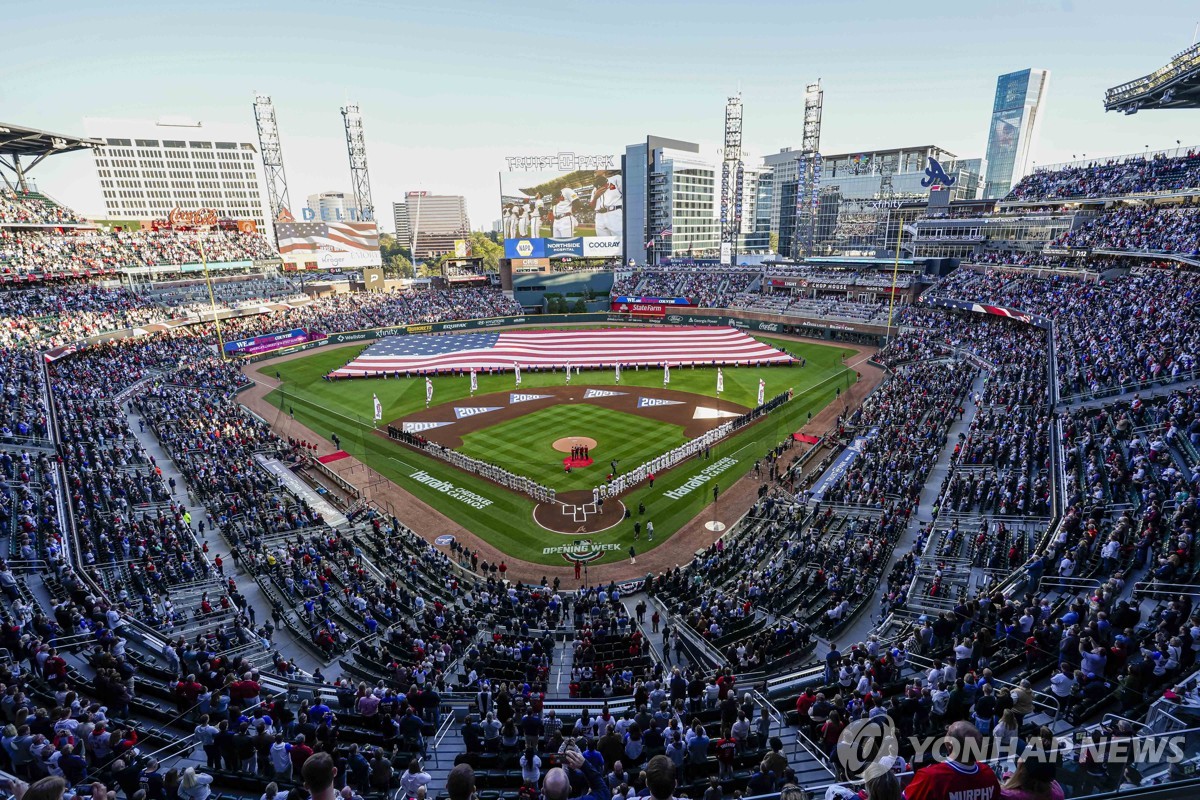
<box><xmin>277</xmin><ymin>220</ymin><xmax>382</xmax><ymax>269</ymax></box>
<box><xmin>505</xmin><ymin>238</ymin><xmax>546</xmax><ymax>259</ymax></box>
<box><xmin>225</xmin><ymin>328</ymin><xmax>327</xmax><ymax>356</ymax></box>
<box><xmin>500</xmin><ymin>164</ymin><xmax>622</xmax><ymax>259</ymax></box>
<box><xmin>363</xmin><ymin>267</ymin><xmax>385</xmax><ymax>290</ymax></box>
<box><xmin>610</xmin><ymin>301</ymin><xmax>669</xmax><ymax>317</ymax></box>
<box><xmin>611</xmin><ymin>296</ymin><xmax>695</xmax><ymax>306</ymax></box>
<box><xmin>544</xmin><ymin>238</ymin><xmax>584</xmax><ymax>259</ymax></box>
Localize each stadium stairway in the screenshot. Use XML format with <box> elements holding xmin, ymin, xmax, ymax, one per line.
<box><xmin>122</xmin><ymin>403</ymin><xmax>320</xmax><ymax>675</ymax></box>
<box><xmin>835</xmin><ymin>369</ymin><xmax>988</xmax><ymax>647</ymax></box>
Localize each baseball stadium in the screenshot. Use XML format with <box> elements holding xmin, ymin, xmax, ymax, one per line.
<box><xmin>1</xmin><ymin>12</ymin><xmax>1200</xmax><ymax>800</ymax></box>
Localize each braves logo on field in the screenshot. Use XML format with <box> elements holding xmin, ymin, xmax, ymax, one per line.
<box><xmin>637</xmin><ymin>397</ymin><xmax>684</xmax><ymax>408</ymax></box>
<box><xmin>453</xmin><ymin>406</ymin><xmax>501</xmax><ymax>419</ymax></box>
<box><xmin>583</xmin><ymin>389</ymin><xmax>626</xmax><ymax>399</ymax></box>
<box><xmin>920</xmin><ymin>157</ymin><xmax>957</xmax><ymax>188</ymax></box>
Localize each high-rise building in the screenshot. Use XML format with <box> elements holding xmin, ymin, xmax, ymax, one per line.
<box><xmin>624</xmin><ymin>136</ymin><xmax>719</xmax><ymax>266</ymax></box>
<box><xmin>84</xmin><ymin>116</ymin><xmax>274</xmax><ymax>239</ymax></box>
<box><xmin>766</xmin><ymin>144</ymin><xmax>982</xmax><ymax>257</ymax></box>
<box><xmin>390</xmin><ymin>192</ymin><xmax>470</xmax><ymax>258</ymax></box>
<box><xmin>306</xmin><ymin>191</ymin><xmax>363</xmax><ymax>221</ymax></box>
<box><xmin>983</xmin><ymin>69</ymin><xmax>1050</xmax><ymax>198</ymax></box>
<box><xmin>392</xmin><ymin>202</ymin><xmax>411</xmax><ymax>244</ymax></box>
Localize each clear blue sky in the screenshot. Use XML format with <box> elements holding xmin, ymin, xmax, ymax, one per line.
<box><xmin>4</xmin><ymin>0</ymin><xmax>1198</xmax><ymax>229</ymax></box>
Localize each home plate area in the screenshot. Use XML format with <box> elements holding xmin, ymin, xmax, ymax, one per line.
<box><xmin>533</xmin><ymin>490</ymin><xmax>627</xmax><ymax>534</ymax></box>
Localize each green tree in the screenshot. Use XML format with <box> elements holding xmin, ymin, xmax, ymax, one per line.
<box><xmin>769</xmin><ymin>232</ymin><xmax>779</xmax><ymax>254</ymax></box>
<box><xmin>572</xmin><ymin>298</ymin><xmax>587</xmax><ymax>313</ymax></box>
<box><xmin>468</xmin><ymin>231</ymin><xmax>504</xmax><ymax>272</ymax></box>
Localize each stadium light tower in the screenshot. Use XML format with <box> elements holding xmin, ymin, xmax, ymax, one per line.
<box><xmin>341</xmin><ymin>103</ymin><xmax>375</xmax><ymax>222</ymax></box>
<box><xmin>252</xmin><ymin>94</ymin><xmax>293</xmax><ymax>223</ymax></box>
<box><xmin>794</xmin><ymin>81</ymin><xmax>824</xmax><ymax>260</ymax></box>
<box><xmin>719</xmin><ymin>93</ymin><xmax>744</xmax><ymax>265</ymax></box>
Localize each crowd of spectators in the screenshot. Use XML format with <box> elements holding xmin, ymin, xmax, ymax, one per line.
<box><xmin>1052</xmin><ymin>204</ymin><xmax>1200</xmax><ymax>255</ymax></box>
<box><xmin>0</xmin><ymin>228</ymin><xmax>276</xmax><ymax>278</ymax></box>
<box><xmin>921</xmin><ymin>264</ymin><xmax>1200</xmax><ymax>399</ymax></box>
<box><xmin>1005</xmin><ymin>150</ymin><xmax>1200</xmax><ymax>201</ymax></box>
<box><xmin>0</xmin><ymin>190</ymin><xmax>84</xmax><ymax>226</ymax></box>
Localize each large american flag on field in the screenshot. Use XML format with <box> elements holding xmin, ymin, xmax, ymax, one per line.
<box><xmin>276</xmin><ymin>221</ymin><xmax>379</xmax><ymax>255</ymax></box>
<box><xmin>329</xmin><ymin>327</ymin><xmax>793</xmax><ymax>377</ymax></box>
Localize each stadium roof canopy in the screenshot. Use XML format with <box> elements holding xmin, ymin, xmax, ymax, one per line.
<box><xmin>0</xmin><ymin>122</ymin><xmax>104</xmax><ymax>192</ymax></box>
<box><xmin>1105</xmin><ymin>42</ymin><xmax>1200</xmax><ymax>113</ymax></box>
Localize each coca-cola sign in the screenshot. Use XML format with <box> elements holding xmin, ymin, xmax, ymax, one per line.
<box><xmin>168</xmin><ymin>207</ymin><xmax>219</xmax><ymax>228</ymax></box>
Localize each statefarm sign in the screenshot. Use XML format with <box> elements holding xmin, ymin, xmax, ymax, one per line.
<box><xmin>610</xmin><ymin>301</ymin><xmax>674</xmax><ymax>317</ymax></box>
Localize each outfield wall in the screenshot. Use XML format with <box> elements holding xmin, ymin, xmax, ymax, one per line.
<box><xmin>42</xmin><ymin>304</ymin><xmax>889</xmax><ymax>364</ymax></box>
<box><xmin>236</xmin><ymin>310</ymin><xmax>888</xmax><ymax>364</ymax></box>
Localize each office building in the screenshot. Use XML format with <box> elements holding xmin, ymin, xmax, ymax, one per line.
<box><xmin>768</xmin><ymin>144</ymin><xmax>983</xmax><ymax>257</ymax></box>
<box><xmin>623</xmin><ymin>136</ymin><xmax>719</xmax><ymax>266</ymax></box>
<box><xmin>983</xmin><ymin>68</ymin><xmax>1050</xmax><ymax>198</ymax></box>
<box><xmin>392</xmin><ymin>202</ymin><xmax>412</xmax><ymax>244</ymax></box>
<box><xmin>84</xmin><ymin>116</ymin><xmax>273</xmax><ymax>239</ymax></box>
<box><xmin>391</xmin><ymin>192</ymin><xmax>470</xmax><ymax>258</ymax></box>
<box><xmin>306</xmin><ymin>190</ymin><xmax>368</xmax><ymax>222</ymax></box>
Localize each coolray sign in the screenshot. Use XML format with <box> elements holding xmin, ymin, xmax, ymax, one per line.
<box><xmin>663</xmin><ymin>457</ymin><xmax>739</xmax><ymax>499</ymax></box>
<box><xmin>542</xmin><ymin>540</ymin><xmax>623</xmax><ymax>564</ymax></box>
<box><xmin>505</xmin><ymin>154</ymin><xmax>616</xmax><ymax>171</ymax></box>
<box><xmin>582</xmin><ymin>238</ymin><xmax>621</xmax><ymax>257</ymax></box>
<box><xmin>408</xmin><ymin>469</ymin><xmax>493</xmax><ymax>509</ymax></box>
<box><xmin>637</xmin><ymin>397</ymin><xmax>683</xmax><ymax>408</ymax></box>
<box><xmin>453</xmin><ymin>406</ymin><xmax>501</xmax><ymax>419</ymax></box>
<box><xmin>510</xmin><ymin>393</ymin><xmax>553</xmax><ymax>404</ymax></box>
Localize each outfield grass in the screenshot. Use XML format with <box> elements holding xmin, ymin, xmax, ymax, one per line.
<box><xmin>458</xmin><ymin>404</ymin><xmax>688</xmax><ymax>493</ymax></box>
<box><xmin>257</xmin><ymin>334</ymin><xmax>857</xmax><ymax>566</ymax></box>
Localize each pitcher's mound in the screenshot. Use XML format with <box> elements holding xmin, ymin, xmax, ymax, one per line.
<box><xmin>552</xmin><ymin>436</ymin><xmax>597</xmax><ymax>453</ymax></box>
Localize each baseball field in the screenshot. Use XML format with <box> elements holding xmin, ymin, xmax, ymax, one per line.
<box><xmin>254</xmin><ymin>333</ymin><xmax>858</xmax><ymax>567</ymax></box>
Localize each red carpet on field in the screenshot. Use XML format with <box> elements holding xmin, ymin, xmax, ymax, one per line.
<box><xmin>317</xmin><ymin>450</ymin><xmax>351</xmax><ymax>464</ymax></box>
<box><xmin>563</xmin><ymin>457</ymin><xmax>593</xmax><ymax>469</ymax></box>
<box><xmin>793</xmin><ymin>433</ymin><xmax>821</xmax><ymax>444</ymax></box>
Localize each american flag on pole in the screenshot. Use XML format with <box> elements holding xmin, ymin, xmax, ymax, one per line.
<box><xmin>373</xmin><ymin>393</ymin><xmax>382</xmax><ymax>422</ymax></box>
<box><xmin>757</xmin><ymin>378</ymin><xmax>765</xmax><ymax>406</ymax></box>
<box><xmin>425</xmin><ymin>377</ymin><xmax>434</xmax><ymax>406</ymax></box>
<box><xmin>469</xmin><ymin>368</ymin><xmax>478</xmax><ymax>394</ymax></box>
<box><xmin>644</xmin><ymin>226</ymin><xmax>674</xmax><ymax>249</ymax></box>
<box><xmin>717</xmin><ymin>367</ymin><xmax>724</xmax><ymax>394</ymax></box>
<box><xmin>329</xmin><ymin>327</ymin><xmax>794</xmax><ymax>377</ymax></box>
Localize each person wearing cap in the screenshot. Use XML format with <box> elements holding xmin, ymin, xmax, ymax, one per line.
<box><xmin>591</xmin><ymin>175</ymin><xmax>623</xmax><ymax>237</ymax></box>
<box><xmin>551</xmin><ymin>188</ymin><xmax>578</xmax><ymax>238</ymax></box>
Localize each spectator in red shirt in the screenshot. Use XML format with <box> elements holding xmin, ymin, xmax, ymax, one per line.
<box><xmin>290</xmin><ymin>734</ymin><xmax>314</xmax><ymax>775</ymax></box>
<box><xmin>903</xmin><ymin>722</ymin><xmax>1000</xmax><ymax>800</ymax></box>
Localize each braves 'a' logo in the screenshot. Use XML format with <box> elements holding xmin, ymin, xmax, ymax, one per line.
<box><xmin>920</xmin><ymin>157</ymin><xmax>957</xmax><ymax>188</ymax></box>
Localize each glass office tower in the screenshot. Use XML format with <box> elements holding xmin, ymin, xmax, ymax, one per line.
<box><xmin>983</xmin><ymin>69</ymin><xmax>1050</xmax><ymax>199</ymax></box>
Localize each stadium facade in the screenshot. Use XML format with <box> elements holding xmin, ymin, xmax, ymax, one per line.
<box><xmin>83</xmin><ymin>116</ymin><xmax>275</xmax><ymax>239</ymax></box>
<box><xmin>982</xmin><ymin>68</ymin><xmax>1050</xmax><ymax>198</ymax></box>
